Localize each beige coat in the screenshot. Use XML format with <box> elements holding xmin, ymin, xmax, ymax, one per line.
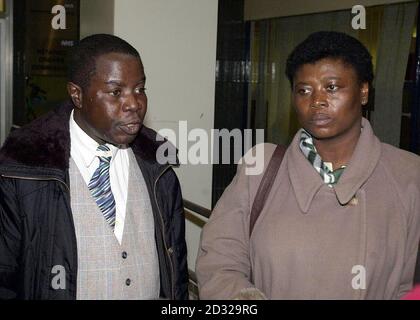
<box><xmin>196</xmin><ymin>119</ymin><xmax>420</xmax><ymax>299</ymax></box>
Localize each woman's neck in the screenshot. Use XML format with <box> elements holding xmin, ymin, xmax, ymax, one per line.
<box><xmin>313</xmin><ymin>128</ymin><xmax>361</xmax><ymax>170</ymax></box>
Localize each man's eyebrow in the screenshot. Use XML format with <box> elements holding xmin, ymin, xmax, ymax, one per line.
<box><xmin>104</xmin><ymin>78</ymin><xmax>146</xmax><ymax>86</ymax></box>
<box><xmin>104</xmin><ymin>80</ymin><xmax>123</xmax><ymax>86</ymax></box>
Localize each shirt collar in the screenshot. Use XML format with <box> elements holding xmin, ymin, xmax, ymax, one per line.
<box><xmin>69</xmin><ymin>109</ymin><xmax>119</xmax><ymax>168</ymax></box>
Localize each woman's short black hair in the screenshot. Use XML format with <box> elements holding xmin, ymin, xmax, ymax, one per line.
<box><xmin>67</xmin><ymin>33</ymin><xmax>141</xmax><ymax>90</ymax></box>
<box><xmin>285</xmin><ymin>31</ymin><xmax>373</xmax><ymax>87</ymax></box>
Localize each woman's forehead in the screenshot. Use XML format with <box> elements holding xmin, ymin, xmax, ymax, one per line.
<box><xmin>294</xmin><ymin>58</ymin><xmax>358</xmax><ymax>80</ymax></box>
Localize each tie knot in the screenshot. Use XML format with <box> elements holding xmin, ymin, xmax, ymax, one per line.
<box><xmin>97</xmin><ymin>144</ymin><xmax>110</xmax><ymax>152</ymax></box>
<box><xmin>96</xmin><ymin>144</ymin><xmax>112</xmax><ymax>162</ymax></box>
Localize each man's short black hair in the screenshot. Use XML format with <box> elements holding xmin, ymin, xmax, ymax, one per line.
<box><xmin>68</xmin><ymin>33</ymin><xmax>141</xmax><ymax>90</ymax></box>
<box><xmin>285</xmin><ymin>31</ymin><xmax>374</xmax><ymax>87</ymax></box>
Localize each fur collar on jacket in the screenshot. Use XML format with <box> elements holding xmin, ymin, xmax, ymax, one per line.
<box><xmin>0</xmin><ymin>100</ymin><xmax>176</xmax><ymax>171</ymax></box>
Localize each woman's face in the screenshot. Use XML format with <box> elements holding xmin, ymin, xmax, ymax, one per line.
<box><xmin>292</xmin><ymin>58</ymin><xmax>369</xmax><ymax>143</ymax></box>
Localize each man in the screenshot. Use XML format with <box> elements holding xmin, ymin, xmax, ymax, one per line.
<box><xmin>0</xmin><ymin>34</ymin><xmax>188</xmax><ymax>300</ymax></box>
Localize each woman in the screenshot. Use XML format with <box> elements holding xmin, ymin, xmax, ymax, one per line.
<box><xmin>196</xmin><ymin>31</ymin><xmax>420</xmax><ymax>299</ymax></box>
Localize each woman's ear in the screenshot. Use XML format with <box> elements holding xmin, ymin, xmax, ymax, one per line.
<box><xmin>360</xmin><ymin>82</ymin><xmax>369</xmax><ymax>106</ymax></box>
<box><xmin>67</xmin><ymin>82</ymin><xmax>83</xmax><ymax>109</ymax></box>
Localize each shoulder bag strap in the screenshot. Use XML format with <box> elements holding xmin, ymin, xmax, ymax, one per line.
<box><xmin>249</xmin><ymin>144</ymin><xmax>286</xmax><ymax>237</ymax></box>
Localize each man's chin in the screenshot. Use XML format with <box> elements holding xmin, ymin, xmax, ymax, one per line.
<box><xmin>105</xmin><ymin>134</ymin><xmax>137</xmax><ymax>147</ymax></box>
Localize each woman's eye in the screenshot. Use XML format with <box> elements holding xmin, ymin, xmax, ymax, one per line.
<box><xmin>297</xmin><ymin>88</ymin><xmax>310</xmax><ymax>95</ymax></box>
<box><xmin>110</xmin><ymin>89</ymin><xmax>121</xmax><ymax>97</ymax></box>
<box><xmin>327</xmin><ymin>84</ymin><xmax>338</xmax><ymax>92</ymax></box>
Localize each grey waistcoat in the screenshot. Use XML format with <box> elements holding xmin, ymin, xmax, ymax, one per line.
<box><xmin>69</xmin><ymin>149</ymin><xmax>160</xmax><ymax>300</ymax></box>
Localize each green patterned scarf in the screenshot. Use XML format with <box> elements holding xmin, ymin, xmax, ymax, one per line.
<box><xmin>299</xmin><ymin>129</ymin><xmax>346</xmax><ymax>186</ymax></box>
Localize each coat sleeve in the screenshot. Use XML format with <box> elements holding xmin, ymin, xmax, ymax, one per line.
<box><xmin>397</xmin><ymin>180</ymin><xmax>420</xmax><ymax>299</ymax></box>
<box><xmin>196</xmin><ymin>143</ymin><xmax>276</xmax><ymax>299</ymax></box>
<box><xmin>0</xmin><ymin>178</ymin><xmax>22</xmax><ymax>300</ymax></box>
<box><xmin>196</xmin><ymin>160</ymin><xmax>257</xmax><ymax>299</ymax></box>
<box><xmin>169</xmin><ymin>169</ymin><xmax>189</xmax><ymax>300</ymax></box>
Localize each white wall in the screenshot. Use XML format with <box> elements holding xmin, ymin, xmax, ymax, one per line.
<box><xmin>113</xmin><ymin>0</ymin><xmax>218</xmax><ymax>271</ymax></box>
<box><xmin>80</xmin><ymin>0</ymin><xmax>114</xmax><ymax>39</ymax></box>
<box><xmin>244</xmin><ymin>0</ymin><xmax>416</xmax><ymax>20</ymax></box>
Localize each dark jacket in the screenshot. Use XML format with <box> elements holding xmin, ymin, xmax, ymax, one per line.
<box><xmin>0</xmin><ymin>101</ymin><xmax>188</xmax><ymax>300</ymax></box>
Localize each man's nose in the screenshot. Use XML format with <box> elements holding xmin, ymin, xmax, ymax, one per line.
<box><xmin>311</xmin><ymin>90</ymin><xmax>328</xmax><ymax>108</ymax></box>
<box><xmin>122</xmin><ymin>93</ymin><xmax>142</xmax><ymax>112</ymax></box>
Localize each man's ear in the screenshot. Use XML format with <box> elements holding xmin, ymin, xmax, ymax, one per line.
<box><xmin>67</xmin><ymin>82</ymin><xmax>83</xmax><ymax>109</ymax></box>
<box><xmin>360</xmin><ymin>82</ymin><xmax>369</xmax><ymax>106</ymax></box>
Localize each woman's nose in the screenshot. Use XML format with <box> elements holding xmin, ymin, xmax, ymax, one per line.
<box><xmin>311</xmin><ymin>90</ymin><xmax>328</xmax><ymax>108</ymax></box>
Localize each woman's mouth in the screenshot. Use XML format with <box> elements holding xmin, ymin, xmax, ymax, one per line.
<box><xmin>119</xmin><ymin>122</ymin><xmax>141</xmax><ymax>135</ymax></box>
<box><xmin>310</xmin><ymin>114</ymin><xmax>332</xmax><ymax>126</ymax></box>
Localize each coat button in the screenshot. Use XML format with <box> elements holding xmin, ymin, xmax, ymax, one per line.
<box><xmin>122</xmin><ymin>251</ymin><xmax>128</xmax><ymax>259</ymax></box>
<box><xmin>167</xmin><ymin>247</ymin><xmax>174</xmax><ymax>254</ymax></box>
<box><xmin>349</xmin><ymin>197</ymin><xmax>358</xmax><ymax>206</ymax></box>
<box><xmin>126</xmin><ymin>278</ymin><xmax>131</xmax><ymax>286</ymax></box>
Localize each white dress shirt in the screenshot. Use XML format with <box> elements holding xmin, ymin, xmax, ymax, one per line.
<box><xmin>69</xmin><ymin>110</ymin><xmax>129</xmax><ymax>244</ymax></box>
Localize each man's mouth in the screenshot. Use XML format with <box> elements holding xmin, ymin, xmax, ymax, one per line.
<box><xmin>119</xmin><ymin>122</ymin><xmax>141</xmax><ymax>135</ymax></box>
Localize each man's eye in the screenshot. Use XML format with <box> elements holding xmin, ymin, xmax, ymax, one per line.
<box><xmin>135</xmin><ymin>87</ymin><xmax>147</xmax><ymax>94</ymax></box>
<box><xmin>110</xmin><ymin>89</ymin><xmax>121</xmax><ymax>96</ymax></box>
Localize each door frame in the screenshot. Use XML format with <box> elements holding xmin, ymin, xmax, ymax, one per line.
<box><xmin>0</xmin><ymin>0</ymin><xmax>13</xmax><ymax>146</ymax></box>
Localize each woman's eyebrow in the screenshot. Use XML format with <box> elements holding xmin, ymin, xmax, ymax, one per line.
<box><xmin>294</xmin><ymin>82</ymin><xmax>311</xmax><ymax>88</ymax></box>
<box><xmin>322</xmin><ymin>76</ymin><xmax>342</xmax><ymax>81</ymax></box>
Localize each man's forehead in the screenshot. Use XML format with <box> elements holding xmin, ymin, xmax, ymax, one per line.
<box><xmin>104</xmin><ymin>77</ymin><xmax>146</xmax><ymax>86</ymax></box>
<box><xmin>90</xmin><ymin>53</ymin><xmax>145</xmax><ymax>80</ymax></box>
<box><xmin>94</xmin><ymin>52</ymin><xmax>142</xmax><ymax>66</ymax></box>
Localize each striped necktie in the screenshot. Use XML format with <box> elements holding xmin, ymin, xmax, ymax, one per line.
<box><xmin>88</xmin><ymin>144</ymin><xmax>116</xmax><ymax>228</ymax></box>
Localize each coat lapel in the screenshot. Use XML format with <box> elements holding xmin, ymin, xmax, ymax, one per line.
<box><xmin>287</xmin><ymin>118</ymin><xmax>381</xmax><ymax>213</ymax></box>
<box><xmin>333</xmin><ymin>118</ymin><xmax>381</xmax><ymax>205</ymax></box>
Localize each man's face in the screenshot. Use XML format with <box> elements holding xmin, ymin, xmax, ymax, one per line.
<box><xmin>71</xmin><ymin>52</ymin><xmax>147</xmax><ymax>146</ymax></box>
<box><xmin>292</xmin><ymin>58</ymin><xmax>368</xmax><ymax>143</ymax></box>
